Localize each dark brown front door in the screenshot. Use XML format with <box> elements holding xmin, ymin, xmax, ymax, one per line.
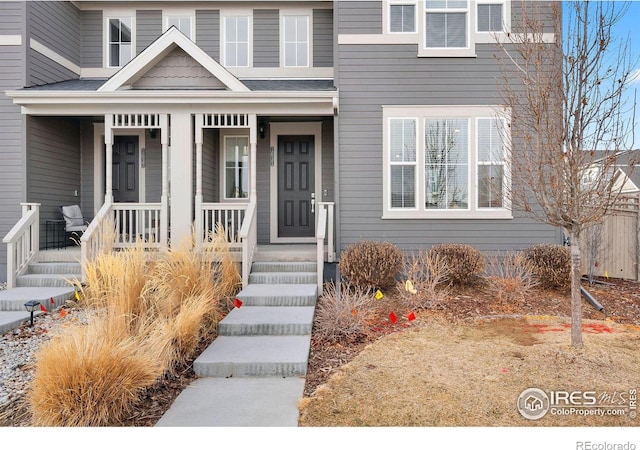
<box><xmin>112</xmin><ymin>136</ymin><xmax>139</xmax><ymax>203</ymax></box>
<box><xmin>278</xmin><ymin>135</ymin><xmax>315</xmax><ymax>238</ymax></box>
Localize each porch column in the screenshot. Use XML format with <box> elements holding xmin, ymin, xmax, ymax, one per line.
<box><xmin>194</xmin><ymin>114</ymin><xmax>204</xmax><ymax>250</ymax></box>
<box><xmin>249</xmin><ymin>113</ymin><xmax>257</xmax><ymax>202</ymax></box>
<box><xmin>160</xmin><ymin>114</ymin><xmax>169</xmax><ymax>250</ymax></box>
<box><xmin>104</xmin><ymin>114</ymin><xmax>114</xmax><ymax>204</ymax></box>
<box><xmin>169</xmin><ymin>113</ymin><xmax>193</xmax><ymax>247</ymax></box>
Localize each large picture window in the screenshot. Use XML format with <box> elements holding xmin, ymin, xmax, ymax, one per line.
<box><xmin>224</xmin><ymin>16</ymin><xmax>250</xmax><ymax>67</ymax></box>
<box><xmin>383</xmin><ymin>106</ymin><xmax>510</xmax><ymax>219</ymax></box>
<box><xmin>108</xmin><ymin>18</ymin><xmax>132</xmax><ymax>67</ymax></box>
<box><xmin>224</xmin><ymin>136</ymin><xmax>250</xmax><ymax>199</ymax></box>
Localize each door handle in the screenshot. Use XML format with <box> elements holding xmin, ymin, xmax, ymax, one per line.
<box><xmin>311</xmin><ymin>193</ymin><xmax>315</xmax><ymax>214</ymax></box>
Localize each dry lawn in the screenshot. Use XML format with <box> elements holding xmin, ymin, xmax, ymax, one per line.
<box><xmin>299</xmin><ymin>316</ymin><xmax>640</xmax><ymax>427</ymax></box>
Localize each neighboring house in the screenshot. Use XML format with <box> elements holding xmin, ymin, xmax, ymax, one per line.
<box><xmin>0</xmin><ymin>0</ymin><xmax>560</xmax><ymax>285</ymax></box>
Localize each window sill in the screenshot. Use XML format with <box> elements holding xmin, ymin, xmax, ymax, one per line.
<box><xmin>417</xmin><ymin>48</ymin><xmax>477</xmax><ymax>58</ymax></box>
<box><xmin>382</xmin><ymin>210</ymin><xmax>512</xmax><ymax>220</ymax></box>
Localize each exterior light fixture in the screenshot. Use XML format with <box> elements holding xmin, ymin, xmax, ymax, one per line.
<box><xmin>24</xmin><ymin>300</ymin><xmax>41</xmax><ymax>327</ymax></box>
<box><xmin>259</xmin><ymin>121</ymin><xmax>266</xmax><ymax>139</ymax></box>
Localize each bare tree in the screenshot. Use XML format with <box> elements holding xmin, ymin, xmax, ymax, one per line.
<box><xmin>496</xmin><ymin>1</ymin><xmax>637</xmax><ymax>347</ymax></box>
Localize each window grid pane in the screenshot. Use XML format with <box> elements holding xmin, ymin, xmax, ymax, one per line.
<box><xmin>109</xmin><ymin>18</ymin><xmax>132</xmax><ymax>67</ymax></box>
<box><xmin>478</xmin><ymin>118</ymin><xmax>505</xmax><ymax>208</ymax></box>
<box><xmin>425</xmin><ymin>0</ymin><xmax>468</xmax><ymax>48</ymax></box>
<box><xmin>390</xmin><ymin>4</ymin><xmax>416</xmax><ymax>33</ymax></box>
<box><xmin>424</xmin><ymin>119</ymin><xmax>469</xmax><ymax>209</ymax></box>
<box><xmin>478</xmin><ymin>4</ymin><xmax>503</xmax><ymax>32</ymax></box>
<box><xmin>284</xmin><ymin>16</ymin><xmax>309</xmax><ymax>67</ymax></box>
<box><xmin>225</xmin><ymin>17</ymin><xmax>249</xmax><ymax>67</ymax></box>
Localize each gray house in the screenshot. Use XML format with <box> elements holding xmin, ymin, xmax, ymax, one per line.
<box><xmin>0</xmin><ymin>0</ymin><xmax>559</xmax><ymax>286</ymax></box>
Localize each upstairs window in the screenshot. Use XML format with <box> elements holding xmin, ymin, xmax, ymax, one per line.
<box><xmin>166</xmin><ymin>16</ymin><xmax>193</xmax><ymax>40</ymax></box>
<box><xmin>390</xmin><ymin>3</ymin><xmax>417</xmax><ymax>33</ymax></box>
<box><xmin>424</xmin><ymin>0</ymin><xmax>468</xmax><ymax>48</ymax></box>
<box><xmin>108</xmin><ymin>17</ymin><xmax>132</xmax><ymax>67</ymax></box>
<box><xmin>224</xmin><ymin>16</ymin><xmax>250</xmax><ymax>67</ymax></box>
<box><xmin>283</xmin><ymin>15</ymin><xmax>309</xmax><ymax>67</ymax></box>
<box><xmin>477</xmin><ymin>3</ymin><xmax>504</xmax><ymax>32</ymax></box>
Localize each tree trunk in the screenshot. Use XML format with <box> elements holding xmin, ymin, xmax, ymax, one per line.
<box><xmin>569</xmin><ymin>230</ymin><xmax>584</xmax><ymax>348</ymax></box>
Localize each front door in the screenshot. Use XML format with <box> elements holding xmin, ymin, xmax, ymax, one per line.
<box><xmin>278</xmin><ymin>135</ymin><xmax>315</xmax><ymax>238</ymax></box>
<box><xmin>112</xmin><ymin>136</ymin><xmax>139</xmax><ymax>203</ymax></box>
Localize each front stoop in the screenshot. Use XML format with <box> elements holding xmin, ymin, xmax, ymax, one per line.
<box><xmin>158</xmin><ymin>252</ymin><xmax>318</xmax><ymax>427</ymax></box>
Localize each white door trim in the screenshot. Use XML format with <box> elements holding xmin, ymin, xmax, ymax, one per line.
<box><xmin>269</xmin><ymin>122</ymin><xmax>322</xmax><ymax>243</ymax></box>
<box><xmin>93</xmin><ymin>125</ymin><xmax>145</xmax><ymax>210</ymax></box>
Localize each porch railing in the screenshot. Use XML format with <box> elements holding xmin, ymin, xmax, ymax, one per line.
<box><xmin>2</xmin><ymin>203</ymin><xmax>40</xmax><ymax>289</ymax></box>
<box><xmin>112</xmin><ymin>203</ymin><xmax>163</xmax><ymax>249</ymax></box>
<box><xmin>81</xmin><ymin>202</ymin><xmax>114</xmax><ymax>279</ymax></box>
<box><xmin>316</xmin><ymin>202</ymin><xmax>336</xmax><ymax>292</ymax></box>
<box><xmin>239</xmin><ymin>201</ymin><xmax>257</xmax><ymax>287</ymax></box>
<box><xmin>200</xmin><ymin>202</ymin><xmax>248</xmax><ymax>250</ymax></box>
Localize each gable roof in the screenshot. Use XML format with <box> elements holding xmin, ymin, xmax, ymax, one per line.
<box><xmin>98</xmin><ymin>27</ymin><xmax>249</xmax><ymax>92</ymax></box>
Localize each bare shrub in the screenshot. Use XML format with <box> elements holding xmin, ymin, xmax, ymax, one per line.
<box><xmin>340</xmin><ymin>240</ymin><xmax>403</xmax><ymax>289</ymax></box>
<box><xmin>427</xmin><ymin>243</ymin><xmax>486</xmax><ymax>285</ymax></box>
<box><xmin>522</xmin><ymin>243</ymin><xmax>571</xmax><ymax>290</ymax></box>
<box><xmin>397</xmin><ymin>250</ymin><xmax>450</xmax><ymax>309</ymax></box>
<box><xmin>486</xmin><ymin>251</ymin><xmax>539</xmax><ymax>303</ymax></box>
<box><xmin>313</xmin><ymin>282</ymin><xmax>377</xmax><ymax>344</ymax></box>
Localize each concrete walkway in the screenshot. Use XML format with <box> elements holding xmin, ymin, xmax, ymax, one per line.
<box><xmin>156</xmin><ymin>251</ymin><xmax>318</xmax><ymax>427</ymax></box>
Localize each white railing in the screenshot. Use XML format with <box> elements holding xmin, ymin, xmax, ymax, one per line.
<box><xmin>239</xmin><ymin>201</ymin><xmax>257</xmax><ymax>287</ymax></box>
<box><xmin>3</xmin><ymin>203</ymin><xmax>41</xmax><ymax>289</ymax></box>
<box><xmin>200</xmin><ymin>203</ymin><xmax>248</xmax><ymax>250</ymax></box>
<box><xmin>81</xmin><ymin>202</ymin><xmax>114</xmax><ymax>279</ymax></box>
<box><xmin>112</xmin><ymin>203</ymin><xmax>163</xmax><ymax>249</ymax></box>
<box><xmin>316</xmin><ymin>202</ymin><xmax>336</xmax><ymax>291</ymax></box>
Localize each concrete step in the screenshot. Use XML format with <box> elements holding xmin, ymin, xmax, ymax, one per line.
<box><xmin>193</xmin><ymin>335</ymin><xmax>311</xmax><ymax>377</ymax></box>
<box><xmin>28</xmin><ymin>262</ymin><xmax>82</xmax><ymax>275</ymax></box>
<box><xmin>254</xmin><ymin>245</ymin><xmax>315</xmax><ymax>262</ymax></box>
<box><xmin>0</xmin><ymin>287</ymin><xmax>76</xmax><ymax>311</ymax></box>
<box><xmin>248</xmin><ymin>271</ymin><xmax>316</xmax><ymax>285</ymax></box>
<box><xmin>38</xmin><ymin>248</ymin><xmax>81</xmax><ymax>263</ymax></box>
<box><xmin>16</xmin><ymin>274</ymin><xmax>80</xmax><ymax>288</ymax></box>
<box><xmin>236</xmin><ymin>283</ymin><xmax>318</xmax><ymax>307</ymax></box>
<box><xmin>251</xmin><ymin>261</ymin><xmax>317</xmax><ymax>273</ymax></box>
<box><xmin>218</xmin><ymin>306</ymin><xmax>315</xmax><ymax>336</ymax></box>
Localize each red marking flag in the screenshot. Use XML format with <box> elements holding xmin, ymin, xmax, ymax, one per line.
<box><xmin>40</xmin><ymin>304</ymin><xmax>47</xmax><ymax>312</ymax></box>
<box><xmin>50</xmin><ymin>297</ymin><xmax>55</xmax><ymax>305</ymax></box>
<box><xmin>389</xmin><ymin>311</ymin><xmax>397</xmax><ymax>324</ymax></box>
<box><xmin>233</xmin><ymin>298</ymin><xmax>243</xmax><ymax>308</ymax></box>
<box><xmin>59</xmin><ymin>309</ymin><xmax>67</xmax><ymax>319</ymax></box>
<box><xmin>407</xmin><ymin>311</ymin><xmax>416</xmax><ymax>321</ymax></box>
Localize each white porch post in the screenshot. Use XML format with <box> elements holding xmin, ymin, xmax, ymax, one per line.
<box><xmin>160</xmin><ymin>114</ymin><xmax>169</xmax><ymax>250</ymax></box>
<box><xmin>249</xmin><ymin>113</ymin><xmax>257</xmax><ymax>202</ymax></box>
<box><xmin>104</xmin><ymin>114</ymin><xmax>114</xmax><ymax>204</ymax></box>
<box><xmin>194</xmin><ymin>114</ymin><xmax>204</xmax><ymax>250</ymax></box>
<box><xmin>169</xmin><ymin>113</ymin><xmax>193</xmax><ymax>247</ymax></box>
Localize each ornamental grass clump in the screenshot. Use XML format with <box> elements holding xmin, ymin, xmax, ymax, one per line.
<box><xmin>397</xmin><ymin>249</ymin><xmax>450</xmax><ymax>309</ymax></box>
<box><xmin>485</xmin><ymin>251</ymin><xmax>539</xmax><ymax>303</ymax></box>
<box><xmin>339</xmin><ymin>240</ymin><xmax>403</xmax><ymax>289</ymax></box>
<box><xmin>313</xmin><ymin>282</ymin><xmax>377</xmax><ymax>345</ymax></box>
<box><xmin>427</xmin><ymin>243</ymin><xmax>486</xmax><ymax>285</ymax></box>
<box><xmin>522</xmin><ymin>243</ymin><xmax>571</xmax><ymax>290</ymax></box>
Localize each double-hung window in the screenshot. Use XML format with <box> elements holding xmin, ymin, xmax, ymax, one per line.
<box><xmin>389</xmin><ymin>3</ymin><xmax>417</xmax><ymax>33</ymax></box>
<box><xmin>384</xmin><ymin>106</ymin><xmax>511</xmax><ymax>219</ymax></box>
<box><xmin>477</xmin><ymin>2</ymin><xmax>504</xmax><ymax>33</ymax></box>
<box><xmin>224</xmin><ymin>16</ymin><xmax>250</xmax><ymax>67</ymax></box>
<box><xmin>224</xmin><ymin>136</ymin><xmax>250</xmax><ymax>199</ymax></box>
<box><xmin>425</xmin><ymin>0</ymin><xmax>469</xmax><ymax>49</ymax></box>
<box><xmin>166</xmin><ymin>16</ymin><xmax>193</xmax><ymax>40</ymax></box>
<box><xmin>283</xmin><ymin>15</ymin><xmax>309</xmax><ymax>67</ymax></box>
<box><xmin>108</xmin><ymin>17</ymin><xmax>133</xmax><ymax>67</ymax></box>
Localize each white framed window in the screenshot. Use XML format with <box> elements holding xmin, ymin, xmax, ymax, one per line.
<box><xmin>107</xmin><ymin>17</ymin><xmax>133</xmax><ymax>68</ymax></box>
<box><xmin>166</xmin><ymin>16</ymin><xmax>194</xmax><ymax>40</ymax></box>
<box><xmin>223</xmin><ymin>16</ymin><xmax>251</xmax><ymax>67</ymax></box>
<box><xmin>477</xmin><ymin>1</ymin><xmax>504</xmax><ymax>33</ymax></box>
<box><xmin>383</xmin><ymin>106</ymin><xmax>511</xmax><ymax>219</ymax></box>
<box><xmin>424</xmin><ymin>0</ymin><xmax>469</xmax><ymax>49</ymax></box>
<box><xmin>477</xmin><ymin>117</ymin><xmax>507</xmax><ymax>208</ymax></box>
<box><xmin>389</xmin><ymin>2</ymin><xmax>417</xmax><ymax>33</ymax></box>
<box><xmin>282</xmin><ymin>15</ymin><xmax>309</xmax><ymax>67</ymax></box>
<box><xmin>224</xmin><ymin>135</ymin><xmax>250</xmax><ymax>200</ymax></box>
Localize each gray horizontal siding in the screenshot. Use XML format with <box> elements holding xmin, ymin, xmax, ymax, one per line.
<box><xmin>338</xmin><ymin>1</ymin><xmax>382</xmax><ymax>35</ymax></box>
<box><xmin>26</xmin><ymin>117</ymin><xmax>82</xmax><ymax>249</ymax></box>
<box><xmin>335</xmin><ymin>37</ymin><xmax>559</xmax><ymax>253</ymax></box>
<box><xmin>28</xmin><ymin>48</ymin><xmax>78</xmax><ymax>86</ymax></box>
<box><xmin>313</xmin><ymin>9</ymin><xmax>333</xmax><ymax>68</ymax></box>
<box><xmin>137</xmin><ymin>10</ymin><xmax>162</xmax><ymax>54</ymax></box>
<box><xmin>0</xmin><ymin>5</ymin><xmax>26</xmax><ymax>282</ymax></box>
<box><xmin>28</xmin><ymin>1</ymin><xmax>80</xmax><ymax>66</ymax></box>
<box><xmin>81</xmin><ymin>10</ymin><xmax>102</xmax><ymax>68</ymax></box>
<box><xmin>196</xmin><ymin>10</ymin><xmax>220</xmax><ymax>61</ymax></box>
<box><xmin>254</xmin><ymin>9</ymin><xmax>279</xmax><ymax>68</ymax></box>
<box><xmin>80</xmin><ymin>121</ymin><xmax>95</xmax><ymax>217</ymax></box>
